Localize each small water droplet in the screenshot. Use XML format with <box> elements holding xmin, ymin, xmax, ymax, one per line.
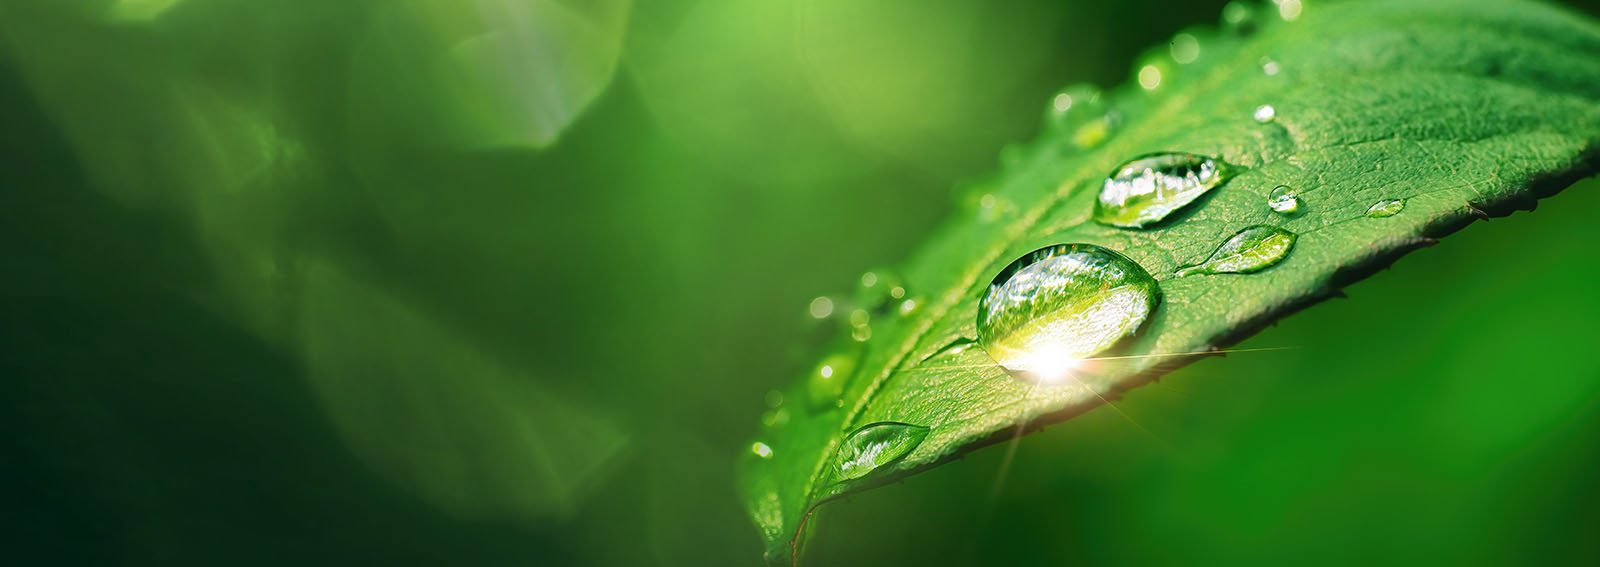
<box><xmin>859</xmin><ymin>272</ymin><xmax>878</xmax><ymax>288</ymax></box>
<box><xmin>979</xmin><ymin>193</ymin><xmax>998</xmax><ymax>209</ymax></box>
<box><xmin>1366</xmin><ymin>199</ymin><xmax>1406</xmax><ymax>217</ymax></box>
<box><xmin>890</xmin><ymin>286</ymin><xmax>906</xmax><ymax>299</ymax></box>
<box><xmin>764</xmin><ymin>389</ymin><xmax>785</xmax><ymax>408</ymax></box>
<box><xmin>898</xmin><ymin>299</ymin><xmax>918</xmax><ymax>315</ymax></box>
<box><xmin>978</xmin><ymin>244</ymin><xmax>1162</xmax><ymax>381</ymax></box>
<box><xmin>1268</xmin><ymin>185</ymin><xmax>1300</xmax><ymax>214</ymax></box>
<box><xmin>1261</xmin><ymin>57</ymin><xmax>1281</xmax><ymax>76</ymax></box>
<box><xmin>808</xmin><ymin>347</ymin><xmax>860</xmax><ymax>410</ymax></box>
<box><xmin>849</xmin><ymin>309</ymin><xmax>870</xmax><ymax>327</ymax></box>
<box><xmin>1138</xmin><ymin>65</ymin><xmax>1163</xmax><ymax>90</ymax></box>
<box><xmin>1275</xmin><ymin>0</ymin><xmax>1302</xmax><ymax>21</ymax></box>
<box><xmin>835</xmin><ymin>422</ymin><xmax>930</xmax><ymax>481</ymax></box>
<box><xmin>1253</xmin><ymin>104</ymin><xmax>1276</xmax><ymax>123</ymax></box>
<box><xmin>1095</xmin><ymin>152</ymin><xmax>1232</xmax><ymax>228</ymax></box>
<box><xmin>808</xmin><ymin>296</ymin><xmax>834</xmax><ymax>319</ymax></box>
<box><xmin>1222</xmin><ymin>1</ymin><xmax>1257</xmax><ymax>34</ymax></box>
<box><xmin>855</xmin><ymin>269</ymin><xmax>905</xmax><ymax>312</ymax></box>
<box><xmin>851</xmin><ymin>324</ymin><xmax>872</xmax><ymax>342</ymax></box>
<box><xmin>760</xmin><ymin>408</ymin><xmax>790</xmax><ymax>427</ymax></box>
<box><xmin>1170</xmin><ymin>33</ymin><xmax>1200</xmax><ymax>64</ymax></box>
<box><xmin>1046</xmin><ymin>83</ymin><xmax>1101</xmax><ymax>127</ymax></box>
<box><xmin>1176</xmin><ymin>225</ymin><xmax>1297</xmax><ymax>276</ymax></box>
<box><xmin>751</xmin><ymin>442</ymin><xmax>774</xmax><ymax>459</ymax></box>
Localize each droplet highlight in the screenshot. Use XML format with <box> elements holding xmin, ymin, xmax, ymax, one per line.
<box><xmin>834</xmin><ymin>422</ymin><xmax>930</xmax><ymax>481</ymax></box>
<box><xmin>1095</xmin><ymin>152</ymin><xmax>1231</xmax><ymax>228</ymax></box>
<box><xmin>1268</xmin><ymin>185</ymin><xmax>1300</xmax><ymax>214</ymax></box>
<box><xmin>1138</xmin><ymin>65</ymin><xmax>1162</xmax><ymax>90</ymax></box>
<box><xmin>1366</xmin><ymin>199</ymin><xmax>1406</xmax><ymax>217</ymax></box>
<box><xmin>977</xmin><ymin>244</ymin><xmax>1162</xmax><ymax>381</ymax></box>
<box><xmin>1254</xmin><ymin>104</ymin><xmax>1276</xmax><ymax>123</ymax></box>
<box><xmin>1176</xmin><ymin>225</ymin><xmax>1297</xmax><ymax>277</ymax></box>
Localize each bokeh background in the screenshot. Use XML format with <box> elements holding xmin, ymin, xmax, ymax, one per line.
<box><xmin>3</xmin><ymin>0</ymin><xmax>1600</xmax><ymax>565</ymax></box>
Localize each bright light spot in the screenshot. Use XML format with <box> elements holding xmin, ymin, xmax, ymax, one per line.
<box><xmin>1277</xmin><ymin>0</ymin><xmax>1302</xmax><ymax>21</ymax></box>
<box><xmin>1253</xmin><ymin>104</ymin><xmax>1276</xmax><ymax>123</ymax></box>
<box><xmin>899</xmin><ymin>299</ymin><xmax>917</xmax><ymax>315</ymax></box>
<box><xmin>1138</xmin><ymin>65</ymin><xmax>1162</xmax><ymax>90</ymax></box>
<box><xmin>1005</xmin><ymin>343</ymin><xmax>1083</xmax><ymax>383</ymax></box>
<box><xmin>820</xmin><ymin>365</ymin><xmax>834</xmax><ymax>378</ymax></box>
<box><xmin>1052</xmin><ymin>93</ymin><xmax>1073</xmax><ymax>113</ymax></box>
<box><xmin>809</xmin><ymin>296</ymin><xmax>834</xmax><ymax>319</ymax></box>
<box><xmin>1170</xmin><ymin>33</ymin><xmax>1200</xmax><ymax>64</ymax></box>
<box><xmin>860</xmin><ymin>271</ymin><xmax>878</xmax><ymax>288</ymax></box>
<box><xmin>751</xmin><ymin>442</ymin><xmax>774</xmax><ymax>459</ymax></box>
<box><xmin>1261</xmin><ymin>58</ymin><xmax>1281</xmax><ymax>76</ymax></box>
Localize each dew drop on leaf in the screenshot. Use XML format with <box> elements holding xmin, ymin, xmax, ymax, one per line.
<box><xmin>1254</xmin><ymin>104</ymin><xmax>1277</xmax><ymax>123</ymax></box>
<box><xmin>977</xmin><ymin>244</ymin><xmax>1162</xmax><ymax>381</ymax></box>
<box><xmin>1176</xmin><ymin>225</ymin><xmax>1298</xmax><ymax>277</ymax></box>
<box><xmin>1268</xmin><ymin>185</ymin><xmax>1300</xmax><ymax>214</ymax></box>
<box><xmin>807</xmin><ymin>348</ymin><xmax>860</xmax><ymax>411</ymax></box>
<box><xmin>1170</xmin><ymin>33</ymin><xmax>1200</xmax><ymax>64</ymax></box>
<box><xmin>1094</xmin><ymin>152</ymin><xmax>1232</xmax><ymax>228</ymax></box>
<box><xmin>1366</xmin><ymin>199</ymin><xmax>1406</xmax><ymax>217</ymax></box>
<box><xmin>808</xmin><ymin>296</ymin><xmax>834</xmax><ymax>319</ymax></box>
<box><xmin>834</xmin><ymin>422</ymin><xmax>930</xmax><ymax>481</ymax></box>
<box><xmin>1261</xmin><ymin>56</ymin><xmax>1281</xmax><ymax>76</ymax></box>
<box><xmin>1221</xmin><ymin>1</ymin><xmax>1258</xmax><ymax>35</ymax></box>
<box><xmin>751</xmin><ymin>442</ymin><xmax>774</xmax><ymax>460</ymax></box>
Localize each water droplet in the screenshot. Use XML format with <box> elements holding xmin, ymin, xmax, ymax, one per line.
<box><xmin>751</xmin><ymin>442</ymin><xmax>774</xmax><ymax>459</ymax></box>
<box><xmin>851</xmin><ymin>324</ymin><xmax>872</xmax><ymax>342</ymax></box>
<box><xmin>849</xmin><ymin>309</ymin><xmax>870</xmax><ymax>327</ymax></box>
<box><xmin>898</xmin><ymin>299</ymin><xmax>918</xmax><ymax>316</ymax></box>
<box><xmin>764</xmin><ymin>389</ymin><xmax>785</xmax><ymax>408</ymax></box>
<box><xmin>1170</xmin><ymin>33</ymin><xmax>1200</xmax><ymax>64</ymax></box>
<box><xmin>808</xmin><ymin>296</ymin><xmax>834</xmax><ymax>319</ymax></box>
<box><xmin>977</xmin><ymin>244</ymin><xmax>1162</xmax><ymax>381</ymax></box>
<box><xmin>1073</xmin><ymin>114</ymin><xmax>1118</xmax><ymax>149</ymax></box>
<box><xmin>1046</xmin><ymin>84</ymin><xmax>1101</xmax><ymax>127</ymax></box>
<box><xmin>1275</xmin><ymin>0</ymin><xmax>1303</xmax><ymax>21</ymax></box>
<box><xmin>808</xmin><ymin>348</ymin><xmax>859</xmax><ymax>410</ymax></box>
<box><xmin>1253</xmin><ymin>104</ymin><xmax>1276</xmax><ymax>123</ymax></box>
<box><xmin>855</xmin><ymin>269</ymin><xmax>906</xmax><ymax>312</ymax></box>
<box><xmin>1366</xmin><ymin>199</ymin><xmax>1406</xmax><ymax>217</ymax></box>
<box><xmin>760</xmin><ymin>408</ymin><xmax>790</xmax><ymax>427</ymax></box>
<box><xmin>1261</xmin><ymin>57</ymin><xmax>1281</xmax><ymax>76</ymax></box>
<box><xmin>1268</xmin><ymin>185</ymin><xmax>1300</xmax><ymax>214</ymax></box>
<box><xmin>1095</xmin><ymin>153</ymin><xmax>1232</xmax><ymax>228</ymax></box>
<box><xmin>1138</xmin><ymin>65</ymin><xmax>1162</xmax><ymax>90</ymax></box>
<box><xmin>1176</xmin><ymin>225</ymin><xmax>1297</xmax><ymax>277</ymax></box>
<box><xmin>1222</xmin><ymin>1</ymin><xmax>1258</xmax><ymax>34</ymax></box>
<box><xmin>835</xmin><ymin>422</ymin><xmax>930</xmax><ymax>481</ymax></box>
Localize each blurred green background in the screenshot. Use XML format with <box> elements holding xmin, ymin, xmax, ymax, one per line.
<box><xmin>3</xmin><ymin>0</ymin><xmax>1600</xmax><ymax>565</ymax></box>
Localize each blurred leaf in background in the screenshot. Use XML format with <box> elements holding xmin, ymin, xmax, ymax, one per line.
<box><xmin>2</xmin><ymin>0</ymin><xmax>1599</xmax><ymax>566</ymax></box>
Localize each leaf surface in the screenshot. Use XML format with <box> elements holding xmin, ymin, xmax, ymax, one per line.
<box><xmin>740</xmin><ymin>1</ymin><xmax>1600</xmax><ymax>563</ymax></box>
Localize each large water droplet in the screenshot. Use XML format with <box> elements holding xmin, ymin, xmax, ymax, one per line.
<box><xmin>1176</xmin><ymin>225</ymin><xmax>1297</xmax><ymax>276</ymax></box>
<box><xmin>834</xmin><ymin>422</ymin><xmax>930</xmax><ymax>481</ymax></box>
<box><xmin>977</xmin><ymin>244</ymin><xmax>1162</xmax><ymax>381</ymax></box>
<box><xmin>1095</xmin><ymin>153</ymin><xmax>1231</xmax><ymax>228</ymax></box>
<box><xmin>1366</xmin><ymin>199</ymin><xmax>1406</xmax><ymax>217</ymax></box>
<box><xmin>1268</xmin><ymin>185</ymin><xmax>1300</xmax><ymax>214</ymax></box>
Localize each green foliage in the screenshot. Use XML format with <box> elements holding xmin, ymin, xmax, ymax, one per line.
<box><xmin>740</xmin><ymin>0</ymin><xmax>1600</xmax><ymax>563</ymax></box>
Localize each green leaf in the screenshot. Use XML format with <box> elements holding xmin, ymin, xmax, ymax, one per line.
<box><xmin>738</xmin><ymin>0</ymin><xmax>1600</xmax><ymax>563</ymax></box>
